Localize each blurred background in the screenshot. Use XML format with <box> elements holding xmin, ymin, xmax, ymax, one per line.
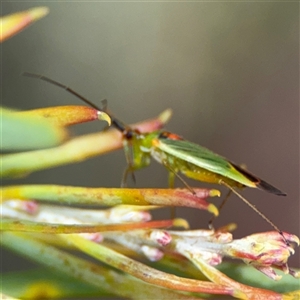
<box><xmin>2</xmin><ymin>1</ymin><xmax>299</xmax><ymax>271</ymax></box>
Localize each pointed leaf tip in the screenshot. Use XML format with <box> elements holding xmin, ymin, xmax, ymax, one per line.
<box><xmin>97</xmin><ymin>111</ymin><xmax>111</xmax><ymax>126</ymax></box>
<box><xmin>18</xmin><ymin>106</ymin><xmax>102</xmax><ymax>127</ymax></box>
<box><xmin>208</xmin><ymin>203</ymin><xmax>219</xmax><ymax>216</ymax></box>
<box><xmin>172</xmin><ymin>218</ymin><xmax>190</xmax><ymax>229</ymax></box>
<box><xmin>209</xmin><ymin>189</ymin><xmax>221</xmax><ymax>197</ymax></box>
<box><xmin>1</xmin><ymin>7</ymin><xmax>49</xmax><ymax>42</ymax></box>
<box><xmin>158</xmin><ymin>109</ymin><xmax>172</xmax><ymax>124</ymax></box>
<box><xmin>27</xmin><ymin>6</ymin><xmax>49</xmax><ymax>21</ymax></box>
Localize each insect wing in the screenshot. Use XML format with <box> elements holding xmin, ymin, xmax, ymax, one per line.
<box><xmin>156</xmin><ymin>136</ymin><xmax>257</xmax><ymax>187</ymax></box>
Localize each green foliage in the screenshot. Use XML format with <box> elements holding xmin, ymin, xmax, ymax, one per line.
<box><xmin>1</xmin><ymin>107</ymin><xmax>66</xmax><ymax>151</ymax></box>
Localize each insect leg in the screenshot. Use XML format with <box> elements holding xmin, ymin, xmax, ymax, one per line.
<box><xmin>167</xmin><ymin>171</ymin><xmax>177</xmax><ymax>219</ymax></box>
<box><xmin>162</xmin><ymin>161</ymin><xmax>196</xmax><ymax>195</ymax></box>
<box><xmin>163</xmin><ymin>161</ymin><xmax>196</xmax><ymax>219</ymax></box>
<box><xmin>121</xmin><ymin>139</ymin><xmax>136</xmax><ymax>187</ymax></box>
<box><xmin>121</xmin><ymin>167</ymin><xmax>136</xmax><ymax>187</ymax></box>
<box><xmin>168</xmin><ymin>171</ymin><xmax>175</xmax><ymax>188</ymax></box>
<box><xmin>220</xmin><ymin>180</ymin><xmax>288</xmax><ymax>245</ymax></box>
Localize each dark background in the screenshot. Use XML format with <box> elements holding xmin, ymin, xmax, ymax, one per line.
<box><xmin>2</xmin><ymin>1</ymin><xmax>299</xmax><ymax>273</ymax></box>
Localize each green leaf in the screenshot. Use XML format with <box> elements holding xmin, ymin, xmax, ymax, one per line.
<box><xmin>0</xmin><ymin>107</ymin><xmax>67</xmax><ymax>151</ymax></box>
<box><xmin>217</xmin><ymin>262</ymin><xmax>300</xmax><ymax>293</ymax></box>
<box><xmin>1</xmin><ymin>268</ymin><xmax>109</xmax><ymax>299</ymax></box>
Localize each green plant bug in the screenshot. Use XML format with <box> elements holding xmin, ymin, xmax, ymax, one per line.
<box><xmin>23</xmin><ymin>72</ymin><xmax>288</xmax><ymax>242</ymax></box>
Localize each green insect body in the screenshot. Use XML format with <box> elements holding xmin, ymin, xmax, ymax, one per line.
<box><xmin>126</xmin><ymin>130</ymin><xmax>286</xmax><ymax>196</ymax></box>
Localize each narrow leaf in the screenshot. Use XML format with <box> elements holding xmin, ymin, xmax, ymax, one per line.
<box><xmin>16</xmin><ymin>105</ymin><xmax>110</xmax><ymax>127</ymax></box>
<box><xmin>1</xmin><ymin>107</ymin><xmax>67</xmax><ymax>151</ymax></box>
<box><xmin>0</xmin><ymin>7</ymin><xmax>49</xmax><ymax>42</ymax></box>
<box><xmin>1</xmin><ymin>218</ymin><xmax>177</xmax><ymax>233</ymax></box>
<box><xmin>1</xmin><ymin>268</ymin><xmax>107</xmax><ymax>299</ymax></box>
<box><xmin>1</xmin><ymin>185</ymin><xmax>219</xmax><ymax>213</ymax></box>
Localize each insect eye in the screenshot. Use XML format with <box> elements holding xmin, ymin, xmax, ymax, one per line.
<box><xmin>124</xmin><ymin>130</ymin><xmax>134</xmax><ymax>140</ymax></box>
<box><xmin>124</xmin><ymin>129</ymin><xmax>141</xmax><ymax>140</ymax></box>
<box><xmin>158</xmin><ymin>132</ymin><xmax>169</xmax><ymax>139</ymax></box>
<box><xmin>159</xmin><ymin>131</ymin><xmax>183</xmax><ymax>141</ymax></box>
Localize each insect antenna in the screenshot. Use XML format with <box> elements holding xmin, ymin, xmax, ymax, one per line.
<box><xmin>23</xmin><ymin>72</ymin><xmax>103</xmax><ymax>111</ymax></box>
<box><xmin>23</xmin><ymin>72</ymin><xmax>137</xmax><ymax>187</ymax></box>
<box><xmin>22</xmin><ymin>72</ymin><xmax>131</xmax><ymax>134</ymax></box>
<box><xmin>220</xmin><ymin>180</ymin><xmax>288</xmax><ymax>245</ymax></box>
